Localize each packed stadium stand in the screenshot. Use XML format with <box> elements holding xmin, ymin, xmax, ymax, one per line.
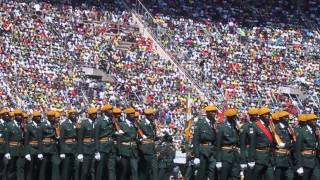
<box><xmin>0</xmin><ymin>0</ymin><xmax>319</xmax><ymax>133</ymax></box>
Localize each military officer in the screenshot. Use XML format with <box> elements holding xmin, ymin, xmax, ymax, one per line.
<box><xmin>5</xmin><ymin>108</ymin><xmax>25</xmax><ymax>180</ymax></box>
<box><xmin>157</xmin><ymin>133</ymin><xmax>175</xmax><ymax>180</ymax></box>
<box><xmin>24</xmin><ymin>111</ymin><xmax>42</xmax><ymax>180</ymax></box>
<box><xmin>138</xmin><ymin>108</ymin><xmax>158</xmax><ymax>180</ymax></box>
<box><xmin>95</xmin><ymin>104</ymin><xmax>116</xmax><ymax>180</ymax></box>
<box><xmin>38</xmin><ymin>110</ymin><xmax>60</xmax><ymax>180</ymax></box>
<box><xmin>272</xmin><ymin>111</ymin><xmax>295</xmax><ymax>180</ymax></box>
<box><xmin>295</xmin><ymin>113</ymin><xmax>319</xmax><ymax>180</ymax></box>
<box><xmin>0</xmin><ymin>108</ymin><xmax>10</xmax><ymax>180</ymax></box>
<box><xmin>216</xmin><ymin>108</ymin><xmax>240</xmax><ymax>180</ymax></box>
<box><xmin>77</xmin><ymin>107</ymin><xmax>97</xmax><ymax>180</ymax></box>
<box><xmin>239</xmin><ymin>108</ymin><xmax>259</xmax><ymax>180</ymax></box>
<box><xmin>117</xmin><ymin>107</ymin><xmax>139</xmax><ymax>180</ymax></box>
<box><xmin>192</xmin><ymin>106</ymin><xmax>217</xmax><ymax>180</ymax></box>
<box><xmin>248</xmin><ymin>107</ymin><xmax>274</xmax><ymax>180</ymax></box>
<box><xmin>59</xmin><ymin>109</ymin><xmax>78</xmax><ymax>180</ymax></box>
<box><xmin>112</xmin><ymin>108</ymin><xmax>123</xmax><ymax>180</ymax></box>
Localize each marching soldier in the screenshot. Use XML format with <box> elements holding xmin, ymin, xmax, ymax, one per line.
<box><xmin>216</xmin><ymin>108</ymin><xmax>240</xmax><ymax>180</ymax></box>
<box><xmin>192</xmin><ymin>106</ymin><xmax>217</xmax><ymax>180</ymax></box>
<box><xmin>295</xmin><ymin>114</ymin><xmax>319</xmax><ymax>180</ymax></box>
<box><xmin>138</xmin><ymin>108</ymin><xmax>158</xmax><ymax>180</ymax></box>
<box><xmin>24</xmin><ymin>111</ymin><xmax>42</xmax><ymax>180</ymax></box>
<box><xmin>112</xmin><ymin>108</ymin><xmax>123</xmax><ymax>180</ymax></box>
<box><xmin>77</xmin><ymin>107</ymin><xmax>97</xmax><ymax>180</ymax></box>
<box><xmin>95</xmin><ymin>104</ymin><xmax>116</xmax><ymax>180</ymax></box>
<box><xmin>38</xmin><ymin>111</ymin><xmax>60</xmax><ymax>180</ymax></box>
<box><xmin>59</xmin><ymin>109</ymin><xmax>78</xmax><ymax>180</ymax></box>
<box><xmin>0</xmin><ymin>108</ymin><xmax>10</xmax><ymax>180</ymax></box>
<box><xmin>248</xmin><ymin>107</ymin><xmax>274</xmax><ymax>180</ymax></box>
<box><xmin>5</xmin><ymin>108</ymin><xmax>25</xmax><ymax>180</ymax></box>
<box><xmin>272</xmin><ymin>111</ymin><xmax>295</xmax><ymax>180</ymax></box>
<box><xmin>117</xmin><ymin>107</ymin><xmax>139</xmax><ymax>180</ymax></box>
<box><xmin>157</xmin><ymin>133</ymin><xmax>175</xmax><ymax>180</ymax></box>
<box><xmin>240</xmin><ymin>108</ymin><xmax>259</xmax><ymax>180</ymax></box>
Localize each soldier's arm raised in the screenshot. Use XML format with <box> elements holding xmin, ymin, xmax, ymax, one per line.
<box><xmin>77</xmin><ymin>121</ymin><xmax>85</xmax><ymax>154</ymax></box>
<box><xmin>94</xmin><ymin>120</ymin><xmax>100</xmax><ymax>152</ymax></box>
<box><xmin>24</xmin><ymin>125</ymin><xmax>30</xmax><ymax>155</ymax></box>
<box><xmin>192</xmin><ymin>122</ymin><xmax>200</xmax><ymax>158</ymax></box>
<box><xmin>295</xmin><ymin>130</ymin><xmax>303</xmax><ymax>168</ymax></box>
<box><xmin>248</xmin><ymin>126</ymin><xmax>256</xmax><ymax>163</ymax></box>
<box><xmin>216</xmin><ymin>125</ymin><xmax>223</xmax><ymax>163</ymax></box>
<box><xmin>59</xmin><ymin>123</ymin><xmax>65</xmax><ymax>153</ymax></box>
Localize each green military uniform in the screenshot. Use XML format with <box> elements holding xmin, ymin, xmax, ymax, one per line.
<box><xmin>77</xmin><ymin>117</ymin><xmax>96</xmax><ymax>180</ymax></box>
<box><xmin>192</xmin><ymin>116</ymin><xmax>216</xmax><ymax>180</ymax></box>
<box><xmin>273</xmin><ymin>111</ymin><xmax>295</xmax><ymax>180</ymax></box>
<box><xmin>117</xmin><ymin>108</ymin><xmax>138</xmax><ymax>180</ymax></box>
<box><xmin>295</xmin><ymin>116</ymin><xmax>319</xmax><ymax>180</ymax></box>
<box><xmin>38</xmin><ymin>119</ymin><xmax>60</xmax><ymax>180</ymax></box>
<box><xmin>216</xmin><ymin>108</ymin><xmax>240</xmax><ymax>180</ymax></box>
<box><xmin>248</xmin><ymin>118</ymin><xmax>274</xmax><ymax>180</ymax></box>
<box><xmin>138</xmin><ymin>110</ymin><xmax>158</xmax><ymax>180</ymax></box>
<box><xmin>24</xmin><ymin>119</ymin><xmax>41</xmax><ymax>180</ymax></box>
<box><xmin>5</xmin><ymin>119</ymin><xmax>24</xmax><ymax>180</ymax></box>
<box><xmin>240</xmin><ymin>108</ymin><xmax>259</xmax><ymax>180</ymax></box>
<box><xmin>95</xmin><ymin>114</ymin><xmax>116</xmax><ymax>180</ymax></box>
<box><xmin>0</xmin><ymin>114</ymin><xmax>8</xmax><ymax>180</ymax></box>
<box><xmin>157</xmin><ymin>134</ymin><xmax>175</xmax><ymax>180</ymax></box>
<box><xmin>239</xmin><ymin>121</ymin><xmax>252</xmax><ymax>180</ymax></box>
<box><xmin>59</xmin><ymin>118</ymin><xmax>78</xmax><ymax>180</ymax></box>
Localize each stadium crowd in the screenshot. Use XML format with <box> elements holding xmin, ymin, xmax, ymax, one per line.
<box><xmin>0</xmin><ymin>0</ymin><xmax>319</xmax><ymax>180</ymax></box>
<box><xmin>132</xmin><ymin>0</ymin><xmax>320</xmax><ymax>113</ymax></box>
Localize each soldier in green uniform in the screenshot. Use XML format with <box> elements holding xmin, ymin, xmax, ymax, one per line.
<box><xmin>157</xmin><ymin>133</ymin><xmax>175</xmax><ymax>180</ymax></box>
<box><xmin>59</xmin><ymin>109</ymin><xmax>78</xmax><ymax>180</ymax></box>
<box><xmin>112</xmin><ymin>108</ymin><xmax>123</xmax><ymax>180</ymax></box>
<box><xmin>272</xmin><ymin>111</ymin><xmax>295</xmax><ymax>180</ymax></box>
<box><xmin>95</xmin><ymin>104</ymin><xmax>116</xmax><ymax>180</ymax></box>
<box><xmin>117</xmin><ymin>107</ymin><xmax>138</xmax><ymax>180</ymax></box>
<box><xmin>138</xmin><ymin>108</ymin><xmax>158</xmax><ymax>180</ymax></box>
<box><xmin>24</xmin><ymin>111</ymin><xmax>42</xmax><ymax>180</ymax></box>
<box><xmin>295</xmin><ymin>113</ymin><xmax>319</xmax><ymax>180</ymax></box>
<box><xmin>5</xmin><ymin>108</ymin><xmax>25</xmax><ymax>180</ymax></box>
<box><xmin>0</xmin><ymin>108</ymin><xmax>10</xmax><ymax>180</ymax></box>
<box><xmin>248</xmin><ymin>107</ymin><xmax>274</xmax><ymax>180</ymax></box>
<box><xmin>192</xmin><ymin>105</ymin><xmax>217</xmax><ymax>180</ymax></box>
<box><xmin>38</xmin><ymin>110</ymin><xmax>60</xmax><ymax>180</ymax></box>
<box><xmin>216</xmin><ymin>108</ymin><xmax>240</xmax><ymax>180</ymax></box>
<box><xmin>77</xmin><ymin>107</ymin><xmax>97</xmax><ymax>180</ymax></box>
<box><xmin>240</xmin><ymin>108</ymin><xmax>259</xmax><ymax>180</ymax></box>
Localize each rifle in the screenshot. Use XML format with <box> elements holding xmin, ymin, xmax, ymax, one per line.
<box><xmin>55</xmin><ymin>122</ymin><xmax>61</xmax><ymax>139</ymax></box>
<box><xmin>112</xmin><ymin>116</ymin><xmax>123</xmax><ymax>133</ymax></box>
<box><xmin>134</xmin><ymin>121</ymin><xmax>146</xmax><ymax>139</ymax></box>
<box><xmin>269</xmin><ymin>120</ymin><xmax>283</xmax><ymax>145</ymax></box>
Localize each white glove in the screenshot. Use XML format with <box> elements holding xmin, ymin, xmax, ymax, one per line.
<box><xmin>60</xmin><ymin>154</ymin><xmax>66</xmax><ymax>159</ymax></box>
<box><xmin>77</xmin><ymin>154</ymin><xmax>83</xmax><ymax>162</ymax></box>
<box><xmin>193</xmin><ymin>158</ymin><xmax>200</xmax><ymax>165</ymax></box>
<box><xmin>216</xmin><ymin>162</ymin><xmax>222</xmax><ymax>169</ymax></box>
<box><xmin>248</xmin><ymin>162</ymin><xmax>255</xmax><ymax>168</ymax></box>
<box><xmin>37</xmin><ymin>154</ymin><xmax>43</xmax><ymax>160</ymax></box>
<box><xmin>95</xmin><ymin>152</ymin><xmax>101</xmax><ymax>160</ymax></box>
<box><xmin>5</xmin><ymin>153</ymin><xmax>11</xmax><ymax>160</ymax></box>
<box><xmin>276</xmin><ymin>143</ymin><xmax>286</xmax><ymax>148</ymax></box>
<box><xmin>142</xmin><ymin>135</ymin><xmax>147</xmax><ymax>139</ymax></box>
<box><xmin>297</xmin><ymin>167</ymin><xmax>304</xmax><ymax>175</ymax></box>
<box><xmin>240</xmin><ymin>164</ymin><xmax>247</xmax><ymax>170</ymax></box>
<box><xmin>116</xmin><ymin>130</ymin><xmax>124</xmax><ymax>135</ymax></box>
<box><xmin>25</xmin><ymin>154</ymin><xmax>31</xmax><ymax>161</ymax></box>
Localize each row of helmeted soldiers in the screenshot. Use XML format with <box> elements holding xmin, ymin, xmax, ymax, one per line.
<box><xmin>0</xmin><ymin>105</ymin><xmax>176</xmax><ymax>180</ymax></box>
<box><xmin>184</xmin><ymin>105</ymin><xmax>320</xmax><ymax>180</ymax></box>
<box><xmin>0</xmin><ymin>104</ymin><xmax>319</xmax><ymax>180</ymax></box>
